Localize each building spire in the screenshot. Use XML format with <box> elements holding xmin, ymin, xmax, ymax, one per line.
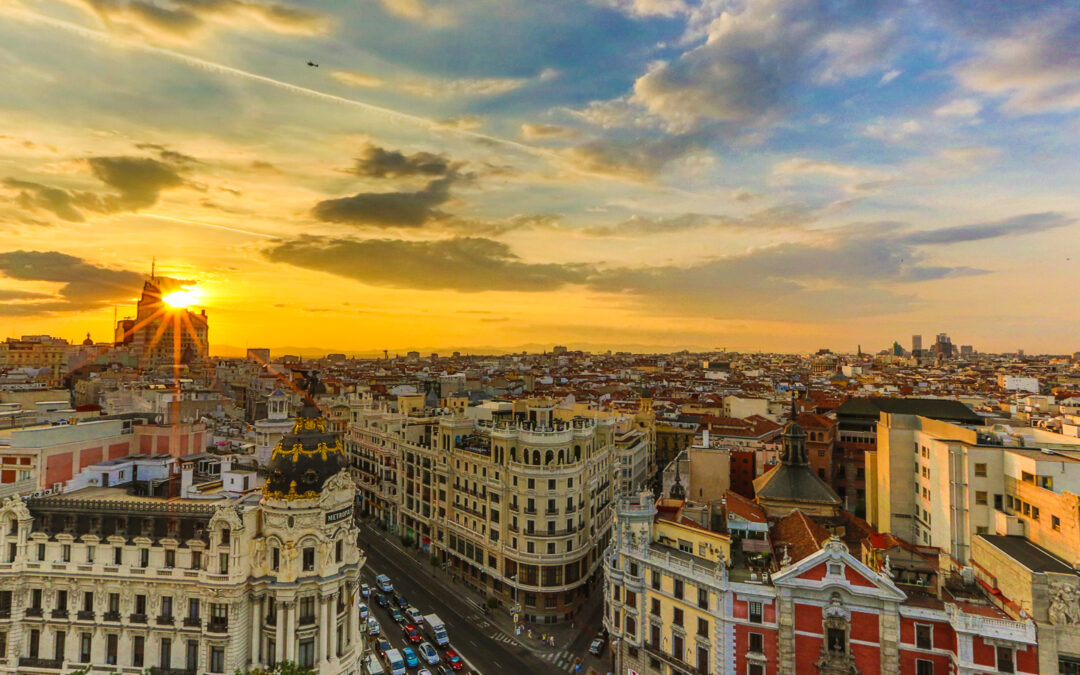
<box><xmin>151</xmin><ymin>256</ymin><xmax>156</xmax><ymax>280</ymax></box>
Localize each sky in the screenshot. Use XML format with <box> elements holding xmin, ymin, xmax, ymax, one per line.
<box><xmin>0</xmin><ymin>0</ymin><xmax>1078</xmax><ymax>355</ymax></box>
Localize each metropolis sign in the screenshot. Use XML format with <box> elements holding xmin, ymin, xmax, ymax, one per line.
<box><xmin>325</xmin><ymin>506</ymin><xmax>353</xmax><ymax>524</ymax></box>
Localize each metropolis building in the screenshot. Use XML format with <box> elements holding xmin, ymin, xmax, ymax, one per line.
<box><xmin>0</xmin><ymin>377</ymin><xmax>366</xmax><ymax>674</ymax></box>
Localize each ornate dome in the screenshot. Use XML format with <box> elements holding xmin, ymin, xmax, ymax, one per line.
<box><xmin>262</xmin><ymin>373</ymin><xmax>345</xmax><ymax>501</ymax></box>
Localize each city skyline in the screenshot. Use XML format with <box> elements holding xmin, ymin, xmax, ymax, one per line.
<box><xmin>1</xmin><ymin>0</ymin><xmax>1079</xmax><ymax>353</ymax></box>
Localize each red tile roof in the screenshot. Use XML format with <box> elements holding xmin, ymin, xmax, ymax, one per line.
<box><xmin>770</xmin><ymin>510</ymin><xmax>831</xmax><ymax>564</ymax></box>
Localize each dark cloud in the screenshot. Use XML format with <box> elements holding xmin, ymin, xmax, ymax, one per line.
<box><xmin>0</xmin><ymin>288</ymin><xmax>49</xmax><ymax>301</ymax></box>
<box><xmin>2</xmin><ymin>178</ymin><xmax>92</xmax><ymax>222</ymax></box>
<box><xmin>0</xmin><ymin>250</ymin><xmax>143</xmax><ymax>314</ymax></box>
<box><xmin>902</xmin><ymin>212</ymin><xmax>1073</xmax><ymax>245</ymax></box>
<box><xmin>69</xmin><ymin>0</ymin><xmax>329</xmax><ymax>43</ymax></box>
<box><xmin>4</xmin><ymin>154</ymin><xmax>188</xmax><ymax>223</ymax></box>
<box><xmin>88</xmin><ymin>156</ymin><xmax>185</xmax><ymax>211</ymax></box>
<box><xmin>264</xmin><ymin>235</ymin><xmax>589</xmax><ymax>292</ymax></box>
<box><xmin>312</xmin><ymin>176</ymin><xmax>455</xmax><ymax>228</ymax></box>
<box><xmin>264</xmin><ymin>210</ymin><xmax>1066</xmax><ymax>320</ymax></box>
<box><xmin>135</xmin><ymin>143</ymin><xmax>199</xmax><ymax>166</ymax></box>
<box><xmin>353</xmin><ymin>145</ymin><xmax>454</xmax><ymax>179</ymax></box>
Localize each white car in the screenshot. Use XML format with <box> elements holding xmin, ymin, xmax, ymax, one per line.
<box><xmin>359</xmin><ymin>603</ymin><xmax>370</xmax><ymax>619</ymax></box>
<box><xmin>406</xmin><ymin>607</ymin><xmax>424</xmax><ymax>624</ymax></box>
<box><xmin>361</xmin><ymin>583</ymin><xmax>371</xmax><ymax>598</ymax></box>
<box><xmin>367</xmin><ymin>617</ymin><xmax>381</xmax><ymax>636</ymax></box>
<box><xmin>419</xmin><ymin>642</ymin><xmax>439</xmax><ymax>665</ymax></box>
<box><xmin>418</xmin><ymin>670</ymin><xmax>433</xmax><ymax>675</ymax></box>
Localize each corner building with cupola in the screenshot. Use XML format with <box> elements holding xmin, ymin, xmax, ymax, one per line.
<box><xmin>0</xmin><ymin>375</ymin><xmax>367</xmax><ymax>674</ymax></box>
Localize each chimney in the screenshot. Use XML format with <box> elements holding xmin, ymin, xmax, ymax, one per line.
<box><xmin>181</xmin><ymin>462</ymin><xmax>194</xmax><ymax>498</ymax></box>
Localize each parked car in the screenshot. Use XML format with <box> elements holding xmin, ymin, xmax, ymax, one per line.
<box><xmin>403</xmin><ymin>623</ymin><xmax>423</xmax><ymax>643</ymax></box>
<box><xmin>444</xmin><ymin>649</ymin><xmax>464</xmax><ymax>671</ymax></box>
<box><xmin>419</xmin><ymin>642</ymin><xmax>439</xmax><ymax>665</ymax></box>
<box><xmin>375</xmin><ymin>593</ymin><xmax>389</xmax><ymax>608</ymax></box>
<box><xmin>434</xmin><ymin>666</ymin><xmax>453</xmax><ymax>675</ymax></box>
<box><xmin>376</xmin><ymin>574</ymin><xmax>394</xmax><ymax>593</ymax></box>
<box><xmin>359</xmin><ymin>602</ymin><xmax>370</xmax><ymax>619</ymax></box>
<box><xmin>361</xmin><ymin>583</ymin><xmax>371</xmax><ymax>598</ymax></box>
<box><xmin>389</xmin><ymin>607</ymin><xmax>405</xmax><ymax>624</ymax></box>
<box><xmin>367</xmin><ymin>617</ymin><xmax>381</xmax><ymax>636</ymax></box>
<box><xmin>589</xmin><ymin>637</ymin><xmax>605</xmax><ymax>656</ymax></box>
<box><xmin>402</xmin><ymin>647</ymin><xmax>419</xmax><ymax>669</ymax></box>
<box><xmin>418</xmin><ymin>669</ymin><xmax>433</xmax><ymax>675</ymax></box>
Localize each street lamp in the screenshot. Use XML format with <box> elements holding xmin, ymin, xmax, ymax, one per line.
<box><xmin>509</xmin><ymin>574</ymin><xmax>520</xmax><ymax>627</ymax></box>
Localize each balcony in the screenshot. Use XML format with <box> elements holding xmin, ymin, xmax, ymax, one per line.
<box><xmin>18</xmin><ymin>657</ymin><xmax>63</xmax><ymax>670</ymax></box>
<box><xmin>50</xmin><ymin>608</ymin><xmax>68</xmax><ymax>619</ymax></box>
<box><xmin>509</xmin><ymin>503</ymin><xmax>519</xmax><ymax>512</ymax></box>
<box><xmin>130</xmin><ymin>613</ymin><xmax>148</xmax><ymax>623</ymax></box>
<box><xmin>183</xmin><ymin>616</ymin><xmax>201</xmax><ymax>628</ymax></box>
<box><xmin>157</xmin><ymin>615</ymin><xmax>175</xmax><ymax>626</ymax></box>
<box><xmin>25</xmin><ymin>607</ymin><xmax>43</xmax><ymax>617</ymax></box>
<box><xmin>0</xmin><ymin>608</ymin><xmax>10</xmax><ymax>619</ymax></box>
<box><xmin>208</xmin><ymin>620</ymin><xmax>229</xmax><ymax>633</ymax></box>
<box><xmin>642</xmin><ymin>642</ymin><xmax>694</xmax><ymax>675</ymax></box>
<box><xmin>299</xmin><ymin>614</ymin><xmax>316</xmax><ymax>626</ymax></box>
<box><xmin>76</xmin><ymin>610</ymin><xmax>95</xmax><ymax>621</ymax></box>
<box><xmin>103</xmin><ymin>611</ymin><xmax>121</xmax><ymax>622</ymax></box>
<box><xmin>523</xmin><ymin>508</ymin><xmax>537</xmax><ymax>515</ymax></box>
<box><xmin>545</xmin><ymin>509</ymin><xmax>559</xmax><ymax>516</ymax></box>
<box><xmin>148</xmin><ymin>668</ymin><xmax>197</xmax><ymax>675</ymax></box>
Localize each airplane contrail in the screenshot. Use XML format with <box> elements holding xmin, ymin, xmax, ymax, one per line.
<box><xmin>139</xmin><ymin>213</ymin><xmax>279</xmax><ymax>239</ymax></box>
<box><xmin>0</xmin><ymin>4</ymin><xmax>556</xmax><ymax>160</ymax></box>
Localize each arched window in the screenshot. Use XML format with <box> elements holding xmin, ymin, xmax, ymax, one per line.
<box><xmin>533</xmin><ymin>450</ymin><xmax>541</xmax><ymax>465</ymax></box>
<box><xmin>574</xmin><ymin>445</ymin><xmax>581</xmax><ymax>462</ymax></box>
<box><xmin>510</xmin><ymin>447</ymin><xmax>517</xmax><ymax>462</ymax></box>
<box><xmin>558</xmin><ymin>450</ymin><xmax>564</xmax><ymax>464</ymax></box>
<box><xmin>545</xmin><ymin>450</ymin><xmax>554</xmax><ymax>465</ymax></box>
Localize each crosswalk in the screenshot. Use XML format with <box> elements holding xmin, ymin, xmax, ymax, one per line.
<box><xmin>488</xmin><ymin>630</ymin><xmax>517</xmax><ymax>645</ymax></box>
<box><xmin>537</xmin><ymin>649</ymin><xmax>577</xmax><ymax>672</ymax></box>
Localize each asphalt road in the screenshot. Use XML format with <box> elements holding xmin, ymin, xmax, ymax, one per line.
<box><xmin>357</xmin><ymin>526</ymin><xmax>553</xmax><ymax>674</ymax></box>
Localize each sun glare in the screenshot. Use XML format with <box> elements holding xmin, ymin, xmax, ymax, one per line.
<box><xmin>162</xmin><ymin>287</ymin><xmax>202</xmax><ymax>308</ymax></box>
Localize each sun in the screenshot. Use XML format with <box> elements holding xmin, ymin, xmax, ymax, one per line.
<box><xmin>162</xmin><ymin>287</ymin><xmax>202</xmax><ymax>309</ymax></box>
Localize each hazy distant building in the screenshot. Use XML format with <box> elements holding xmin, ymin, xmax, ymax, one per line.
<box><xmin>912</xmin><ymin>334</ymin><xmax>922</xmax><ymax>355</ymax></box>
<box><xmin>118</xmin><ymin>276</ymin><xmax>208</xmax><ymax>371</ymax></box>
<box><xmin>246</xmin><ymin>348</ymin><xmax>270</xmax><ymax>363</ymax></box>
<box><xmin>960</xmin><ymin>344</ymin><xmax>974</xmax><ymax>357</ymax></box>
<box><xmin>552</xmin><ymin>345</ymin><xmax>568</xmax><ymax>355</ymax></box>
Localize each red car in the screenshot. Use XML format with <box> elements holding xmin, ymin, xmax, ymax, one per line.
<box><xmin>403</xmin><ymin>623</ymin><xmax>423</xmax><ymax>644</ymax></box>
<box><xmin>444</xmin><ymin>649</ymin><xmax>464</xmax><ymax>671</ymax></box>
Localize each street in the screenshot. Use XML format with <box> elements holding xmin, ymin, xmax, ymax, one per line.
<box><xmin>357</xmin><ymin>520</ymin><xmax>611</xmax><ymax>674</ymax></box>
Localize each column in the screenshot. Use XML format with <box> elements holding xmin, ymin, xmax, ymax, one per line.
<box><xmin>284</xmin><ymin>602</ymin><xmax>296</xmax><ymax>663</ymax></box>
<box><xmin>320</xmin><ymin>594</ymin><xmax>330</xmax><ymax>663</ymax></box>
<box><xmin>328</xmin><ymin>593</ymin><xmax>338</xmax><ymax>660</ymax></box>
<box><xmin>274</xmin><ymin>600</ymin><xmax>285</xmax><ymax>665</ymax></box>
<box><xmin>249</xmin><ymin>595</ymin><xmax>260</xmax><ymax>666</ymax></box>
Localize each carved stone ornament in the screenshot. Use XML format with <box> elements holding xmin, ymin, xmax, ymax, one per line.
<box><xmin>322</xmin><ymin>470</ymin><xmax>357</xmax><ymax>496</ymax></box>
<box><xmin>1049</xmin><ymin>582</ymin><xmax>1080</xmax><ymax>625</ymax></box>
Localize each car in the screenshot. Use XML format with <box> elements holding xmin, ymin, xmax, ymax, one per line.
<box><xmin>367</xmin><ymin>617</ymin><xmax>381</xmax><ymax>636</ymax></box>
<box><xmin>361</xmin><ymin>583</ymin><xmax>371</xmax><ymax>598</ymax></box>
<box><xmin>418</xmin><ymin>670</ymin><xmax>433</xmax><ymax>675</ymax></box>
<box><xmin>434</xmin><ymin>666</ymin><xmax>452</xmax><ymax>675</ymax></box>
<box><xmin>376</xmin><ymin>637</ymin><xmax>392</xmax><ymax>655</ymax></box>
<box><xmin>359</xmin><ymin>602</ymin><xmax>370</xmax><ymax>619</ymax></box>
<box><xmin>589</xmin><ymin>637</ymin><xmax>605</xmax><ymax>656</ymax></box>
<box><xmin>402</xmin><ymin>647</ymin><xmax>419</xmax><ymax>668</ymax></box>
<box><xmin>419</xmin><ymin>642</ymin><xmax>439</xmax><ymax>665</ymax></box>
<box><xmin>376</xmin><ymin>574</ymin><xmax>394</xmax><ymax>593</ymax></box>
<box><xmin>389</xmin><ymin>607</ymin><xmax>405</xmax><ymax>624</ymax></box>
<box><xmin>395</xmin><ymin>594</ymin><xmax>409</xmax><ymax>609</ymax></box>
<box><xmin>444</xmin><ymin>649</ymin><xmax>464</xmax><ymax>671</ymax></box>
<box><xmin>403</xmin><ymin>623</ymin><xmax>423</xmax><ymax>643</ymax></box>
<box><xmin>375</xmin><ymin>593</ymin><xmax>389</xmax><ymax>608</ymax></box>
<box><xmin>406</xmin><ymin>607</ymin><xmax>424</xmax><ymax>624</ymax></box>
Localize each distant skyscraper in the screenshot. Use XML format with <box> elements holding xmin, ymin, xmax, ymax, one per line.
<box><xmin>120</xmin><ymin>275</ymin><xmax>208</xmax><ymax>370</ymax></box>
<box><xmin>912</xmin><ymin>334</ymin><xmax>922</xmax><ymax>354</ymax></box>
